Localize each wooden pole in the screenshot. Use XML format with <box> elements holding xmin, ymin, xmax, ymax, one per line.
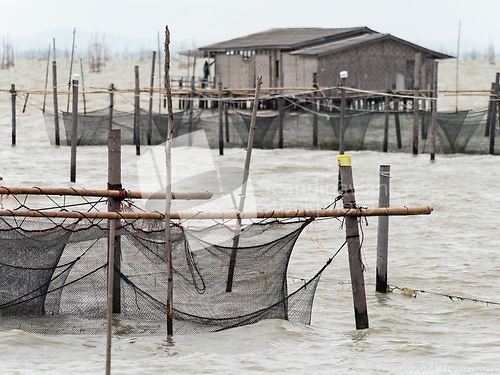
<box><xmin>70</xmin><ymin>74</ymin><xmax>79</xmax><ymax>183</ymax></box>
<box><xmin>489</xmin><ymin>72</ymin><xmax>499</xmax><ymax>155</ymax></box>
<box><xmin>394</xmin><ymin>112</ymin><xmax>402</xmax><ymax>149</ymax></box>
<box><xmin>226</xmin><ymin>77</ymin><xmax>263</xmax><ymax>293</ymax></box>
<box><xmin>218</xmin><ymin>81</ymin><xmax>224</xmax><ymax>155</ymax></box>
<box><xmin>338</xmin><ymin>154</ymin><xmax>369</xmax><ymax>330</ymax></box>
<box><xmin>376</xmin><ymin>165</ymin><xmax>390</xmax><ymax>293</ymax></box>
<box><xmin>430</xmin><ymin>61</ymin><xmax>438</xmax><ymax>161</ymax></box>
<box><xmin>42</xmin><ymin>44</ymin><xmax>50</xmax><ymax>113</ymax></box>
<box><xmin>278</xmin><ymin>96</ymin><xmax>284</xmax><ymax>148</ymax></box>
<box><xmin>339</xmin><ymin>76</ymin><xmax>347</xmax><ymax>155</ymax></box>
<box><xmin>105</xmin><ymin>218</ymin><xmax>115</xmax><ymax>375</ymax></box>
<box><xmin>312</xmin><ymin>94</ymin><xmax>318</xmax><ymax>148</ymax></box>
<box><xmin>383</xmin><ymin>73</ymin><xmax>390</xmax><ymax>152</ymax></box>
<box><xmin>10</xmin><ymin>84</ymin><xmax>16</xmax><ymax>146</ymax></box>
<box><xmin>52</xmin><ymin>39</ymin><xmax>60</xmax><ymax>146</ymax></box>
<box><xmin>108</xmin><ymin>129</ymin><xmax>122</xmax><ymax>314</ymax></box>
<box><xmin>148</xmin><ymin>51</ymin><xmax>156</xmax><ymax>145</ymax></box>
<box><xmin>157</xmin><ymin>31</ymin><xmax>162</xmax><ymax>114</ymax></box>
<box><xmin>187</xmin><ymin>60</ymin><xmax>196</xmax><ymax>146</ymax></box>
<box><xmin>485</xmin><ymin>82</ymin><xmax>495</xmax><ymax>137</ymax></box>
<box><xmin>108</xmin><ymin>84</ymin><xmax>114</xmax><ymax>130</ymax></box>
<box><xmin>224</xmin><ymin>90</ymin><xmax>230</xmax><ymax>143</ymax></box>
<box><xmin>413</xmin><ymin>53</ymin><xmax>421</xmax><ymax>155</ymax></box>
<box><xmin>80</xmin><ymin>59</ymin><xmax>87</xmax><ymax>115</ymax></box>
<box><xmin>134</xmin><ymin>66</ymin><xmax>140</xmax><ymax>155</ymax></box>
<box><xmin>164</xmin><ymin>25</ymin><xmax>174</xmax><ymax>337</ymax></box>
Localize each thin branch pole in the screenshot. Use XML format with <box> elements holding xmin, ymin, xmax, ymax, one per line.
<box><xmin>52</xmin><ymin>39</ymin><xmax>60</xmax><ymax>146</ymax></box>
<box><xmin>66</xmin><ymin>28</ymin><xmax>76</xmax><ymax>113</ymax></box>
<box><xmin>148</xmin><ymin>51</ymin><xmax>156</xmax><ymax>145</ymax></box>
<box><xmin>80</xmin><ymin>59</ymin><xmax>87</xmax><ymax>114</ymax></box>
<box><xmin>42</xmin><ymin>44</ymin><xmax>50</xmax><ymax>113</ymax></box>
<box><xmin>105</xmin><ymin>218</ymin><xmax>115</xmax><ymax>375</ymax></box>
<box><xmin>226</xmin><ymin>76</ymin><xmax>263</xmax><ymax>293</ymax></box>
<box><xmin>164</xmin><ymin>25</ymin><xmax>174</xmax><ymax>337</ymax></box>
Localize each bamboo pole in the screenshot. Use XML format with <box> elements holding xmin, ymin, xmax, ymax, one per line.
<box><xmin>218</xmin><ymin>81</ymin><xmax>224</xmax><ymax>155</ymax></box>
<box><xmin>430</xmin><ymin>61</ymin><xmax>438</xmax><ymax>161</ymax></box>
<box><xmin>80</xmin><ymin>59</ymin><xmax>87</xmax><ymax>114</ymax></box>
<box><xmin>338</xmin><ymin>154</ymin><xmax>368</xmax><ymax>330</ymax></box>
<box><xmin>108</xmin><ymin>83</ymin><xmax>114</xmax><ymax>130</ymax></box>
<box><xmin>66</xmin><ymin>28</ymin><xmax>76</xmax><ymax>113</ymax></box>
<box><xmin>148</xmin><ymin>51</ymin><xmax>156</xmax><ymax>145</ymax></box>
<box><xmin>70</xmin><ymin>75</ymin><xmax>79</xmax><ymax>183</ymax></box>
<box><xmin>376</xmin><ymin>165</ymin><xmax>390</xmax><ymax>293</ymax></box>
<box><xmin>0</xmin><ymin>206</ymin><xmax>432</xmax><ymax>220</ymax></box>
<box><xmin>383</xmin><ymin>73</ymin><xmax>390</xmax><ymax>152</ymax></box>
<box><xmin>489</xmin><ymin>72</ymin><xmax>499</xmax><ymax>155</ymax></box>
<box><xmin>0</xmin><ymin>186</ymin><xmax>212</xmax><ymax>200</ymax></box>
<box><xmin>164</xmin><ymin>25</ymin><xmax>174</xmax><ymax>337</ymax></box>
<box><xmin>226</xmin><ymin>76</ymin><xmax>262</xmax><ymax>293</ymax></box>
<box><xmin>278</xmin><ymin>96</ymin><xmax>284</xmax><ymax>148</ymax></box>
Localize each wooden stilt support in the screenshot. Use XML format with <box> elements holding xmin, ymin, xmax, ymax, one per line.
<box><xmin>10</xmin><ymin>84</ymin><xmax>16</xmax><ymax>146</ymax></box>
<box><xmin>278</xmin><ymin>96</ymin><xmax>284</xmax><ymax>148</ymax></box>
<box><xmin>134</xmin><ymin>66</ymin><xmax>140</xmax><ymax>156</ymax></box>
<box><xmin>430</xmin><ymin>61</ymin><xmax>438</xmax><ymax>161</ymax></box>
<box><xmin>489</xmin><ymin>73</ymin><xmax>499</xmax><ymax>155</ymax></box>
<box><xmin>52</xmin><ymin>39</ymin><xmax>60</xmax><ymax>146</ymax></box>
<box><xmin>376</xmin><ymin>165</ymin><xmax>390</xmax><ymax>293</ymax></box>
<box><xmin>394</xmin><ymin>112</ymin><xmax>402</xmax><ymax>149</ymax></box>
<box><xmin>70</xmin><ymin>75</ymin><xmax>79</xmax><ymax>183</ymax></box>
<box><xmin>164</xmin><ymin>25</ymin><xmax>175</xmax><ymax>336</ymax></box>
<box><xmin>338</xmin><ymin>154</ymin><xmax>369</xmax><ymax>330</ymax></box>
<box><xmin>383</xmin><ymin>73</ymin><xmax>390</xmax><ymax>152</ymax></box>
<box><xmin>413</xmin><ymin>53</ymin><xmax>421</xmax><ymax>155</ymax></box>
<box><xmin>218</xmin><ymin>81</ymin><xmax>224</xmax><ymax>155</ymax></box>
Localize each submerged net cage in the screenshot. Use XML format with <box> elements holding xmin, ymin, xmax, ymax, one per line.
<box><xmin>0</xmin><ymin>210</ymin><xmax>323</xmax><ymax>336</ymax></box>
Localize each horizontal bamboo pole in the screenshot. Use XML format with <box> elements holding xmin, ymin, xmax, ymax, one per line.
<box><xmin>0</xmin><ymin>187</ymin><xmax>212</xmax><ymax>200</ymax></box>
<box><xmin>0</xmin><ymin>206</ymin><xmax>432</xmax><ymax>220</ymax></box>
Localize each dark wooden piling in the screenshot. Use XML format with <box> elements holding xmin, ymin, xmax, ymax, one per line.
<box><xmin>10</xmin><ymin>84</ymin><xmax>16</xmax><ymax>146</ymax></box>
<box><xmin>147</xmin><ymin>51</ymin><xmax>156</xmax><ymax>145</ymax></box>
<box><xmin>485</xmin><ymin>82</ymin><xmax>495</xmax><ymax>137</ymax></box>
<box><xmin>394</xmin><ymin>112</ymin><xmax>402</xmax><ymax>149</ymax></box>
<box><xmin>70</xmin><ymin>75</ymin><xmax>79</xmax><ymax>183</ymax></box>
<box><xmin>413</xmin><ymin>53</ymin><xmax>421</xmax><ymax>155</ymax></box>
<box><xmin>52</xmin><ymin>39</ymin><xmax>60</xmax><ymax>146</ymax></box>
<box><xmin>383</xmin><ymin>73</ymin><xmax>390</xmax><ymax>152</ymax></box>
<box><xmin>313</xmin><ymin>91</ymin><xmax>318</xmax><ymax>148</ymax></box>
<box><xmin>225</xmin><ymin>91</ymin><xmax>230</xmax><ymax>143</ymax></box>
<box><xmin>107</xmin><ymin>129</ymin><xmax>122</xmax><ymax>314</ymax></box>
<box><xmin>108</xmin><ymin>84</ymin><xmax>114</xmax><ymax>130</ymax></box>
<box><xmin>376</xmin><ymin>165</ymin><xmax>390</xmax><ymax>293</ymax></box>
<box><xmin>489</xmin><ymin>73</ymin><xmax>499</xmax><ymax>155</ymax></box>
<box><xmin>430</xmin><ymin>61</ymin><xmax>438</xmax><ymax>160</ymax></box>
<box><xmin>278</xmin><ymin>96</ymin><xmax>284</xmax><ymax>148</ymax></box>
<box><xmin>134</xmin><ymin>66</ymin><xmax>140</xmax><ymax>155</ymax></box>
<box><xmin>218</xmin><ymin>81</ymin><xmax>224</xmax><ymax>155</ymax></box>
<box><xmin>338</xmin><ymin>155</ymin><xmax>369</xmax><ymax>330</ymax></box>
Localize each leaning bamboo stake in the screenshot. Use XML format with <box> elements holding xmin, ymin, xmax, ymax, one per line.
<box><xmin>0</xmin><ymin>206</ymin><xmax>433</xmax><ymax>220</ymax></box>
<box><xmin>226</xmin><ymin>76</ymin><xmax>266</xmax><ymax>293</ymax></box>
<box><xmin>0</xmin><ymin>186</ymin><xmax>212</xmax><ymax>200</ymax></box>
<box><xmin>164</xmin><ymin>25</ymin><xmax>174</xmax><ymax>336</ymax></box>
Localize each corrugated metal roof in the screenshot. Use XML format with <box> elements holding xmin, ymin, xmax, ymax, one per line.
<box><xmin>291</xmin><ymin>33</ymin><xmax>453</xmax><ymax>59</ymax></box>
<box><xmin>198</xmin><ymin>27</ymin><xmax>374</xmax><ymax>51</ymax></box>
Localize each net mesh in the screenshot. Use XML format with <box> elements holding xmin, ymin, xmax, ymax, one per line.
<box><xmin>43</xmin><ymin>105</ymin><xmax>495</xmax><ymax>154</ymax></box>
<box><xmin>0</xmin><ymin>212</ymin><xmax>322</xmax><ymax>336</ymax></box>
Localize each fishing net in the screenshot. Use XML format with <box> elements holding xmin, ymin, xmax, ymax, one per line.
<box><xmin>0</xmin><ymin>210</ymin><xmax>323</xmax><ymax>336</ymax></box>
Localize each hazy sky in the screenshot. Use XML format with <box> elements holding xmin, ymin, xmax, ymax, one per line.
<box><xmin>1</xmin><ymin>0</ymin><xmax>499</xmax><ymax>53</ymax></box>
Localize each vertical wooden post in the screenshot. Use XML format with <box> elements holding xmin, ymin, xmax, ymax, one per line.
<box><xmin>338</xmin><ymin>155</ymin><xmax>369</xmax><ymax>330</ymax></box>
<box><xmin>148</xmin><ymin>51</ymin><xmax>156</xmax><ymax>145</ymax></box>
<box><xmin>339</xmin><ymin>74</ymin><xmax>347</xmax><ymax>155</ymax></box>
<box><xmin>108</xmin><ymin>84</ymin><xmax>114</xmax><ymax>130</ymax></box>
<box><xmin>107</xmin><ymin>129</ymin><xmax>122</xmax><ymax>313</ymax></box>
<box><xmin>134</xmin><ymin>66</ymin><xmax>140</xmax><ymax>155</ymax></box>
<box><xmin>383</xmin><ymin>73</ymin><xmax>390</xmax><ymax>152</ymax></box>
<box><xmin>225</xmin><ymin>89</ymin><xmax>230</xmax><ymax>143</ymax></box>
<box><xmin>485</xmin><ymin>82</ymin><xmax>495</xmax><ymax>137</ymax></box>
<box><xmin>10</xmin><ymin>84</ymin><xmax>16</xmax><ymax>146</ymax></box>
<box><xmin>278</xmin><ymin>96</ymin><xmax>284</xmax><ymax>148</ymax></box>
<box><xmin>394</xmin><ymin>112</ymin><xmax>402</xmax><ymax>149</ymax></box>
<box><xmin>164</xmin><ymin>25</ymin><xmax>174</xmax><ymax>336</ymax></box>
<box><xmin>42</xmin><ymin>44</ymin><xmax>50</xmax><ymax>114</ymax></box>
<box><xmin>312</xmin><ymin>91</ymin><xmax>318</xmax><ymax>148</ymax></box>
<box><xmin>376</xmin><ymin>165</ymin><xmax>390</xmax><ymax>293</ymax></box>
<box><xmin>70</xmin><ymin>74</ymin><xmax>79</xmax><ymax>183</ymax></box>
<box><xmin>430</xmin><ymin>61</ymin><xmax>438</xmax><ymax>161</ymax></box>
<box><xmin>218</xmin><ymin>81</ymin><xmax>224</xmax><ymax>155</ymax></box>
<box><xmin>413</xmin><ymin>53</ymin><xmax>421</xmax><ymax>155</ymax></box>
<box><xmin>489</xmin><ymin>72</ymin><xmax>499</xmax><ymax>155</ymax></box>
<box><xmin>52</xmin><ymin>39</ymin><xmax>60</xmax><ymax>146</ymax></box>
